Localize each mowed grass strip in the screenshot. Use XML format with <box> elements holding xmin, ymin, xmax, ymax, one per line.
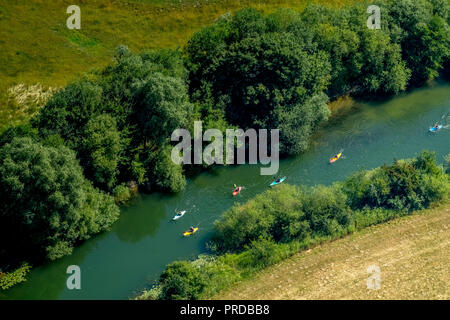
<box><xmin>215</xmin><ymin>203</ymin><xmax>450</xmax><ymax>300</ymax></box>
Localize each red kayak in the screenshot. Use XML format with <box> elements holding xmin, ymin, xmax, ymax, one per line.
<box><xmin>232</xmin><ymin>186</ymin><xmax>242</xmax><ymax>196</ymax></box>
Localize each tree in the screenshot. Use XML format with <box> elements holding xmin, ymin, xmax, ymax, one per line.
<box><xmin>143</xmin><ymin>145</ymin><xmax>186</xmax><ymax>193</ymax></box>
<box><xmin>273</xmin><ymin>92</ymin><xmax>330</xmax><ymax>155</ymax></box>
<box><xmin>185</xmin><ymin>9</ymin><xmax>332</xmax><ymax>155</ymax></box>
<box><xmin>80</xmin><ymin>114</ymin><xmax>122</xmax><ymax>190</ymax></box>
<box><xmin>293</xmin><ymin>5</ymin><xmax>363</xmax><ymax>97</ymax></box>
<box><xmin>33</xmin><ymin>79</ymin><xmax>103</xmax><ymax>146</ymax></box>
<box><xmin>358</xmin><ymin>29</ymin><xmax>410</xmax><ymax>94</ymax></box>
<box><xmin>0</xmin><ymin>137</ymin><xmax>119</xmax><ymax>262</ymax></box>
<box><xmin>386</xmin><ymin>0</ymin><xmax>449</xmax><ymax>85</ymax></box>
<box><xmin>133</xmin><ymin>72</ymin><xmax>193</xmax><ymax>147</ymax></box>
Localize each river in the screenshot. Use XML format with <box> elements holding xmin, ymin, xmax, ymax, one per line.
<box><xmin>1</xmin><ymin>83</ymin><xmax>449</xmax><ymax>300</ymax></box>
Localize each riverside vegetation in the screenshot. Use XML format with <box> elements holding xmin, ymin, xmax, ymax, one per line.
<box><xmin>1</xmin><ymin>0</ymin><xmax>449</xmax><ymax>289</ymax></box>
<box><xmin>139</xmin><ymin>151</ymin><xmax>450</xmax><ymax>299</ymax></box>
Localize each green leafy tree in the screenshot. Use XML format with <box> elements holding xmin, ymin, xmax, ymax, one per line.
<box><xmin>143</xmin><ymin>145</ymin><xmax>186</xmax><ymax>193</ymax></box>
<box><xmin>0</xmin><ymin>137</ymin><xmax>119</xmax><ymax>262</ymax></box>
<box><xmin>185</xmin><ymin>9</ymin><xmax>332</xmax><ymax>155</ymax></box>
<box><xmin>358</xmin><ymin>29</ymin><xmax>410</xmax><ymax>94</ymax></box>
<box><xmin>80</xmin><ymin>114</ymin><xmax>122</xmax><ymax>190</ymax></box>
<box><xmin>133</xmin><ymin>73</ymin><xmax>193</xmax><ymax>147</ymax></box>
<box><xmin>34</xmin><ymin>79</ymin><xmax>103</xmax><ymax>145</ymax></box>
<box><xmin>386</xmin><ymin>0</ymin><xmax>449</xmax><ymax>85</ymax></box>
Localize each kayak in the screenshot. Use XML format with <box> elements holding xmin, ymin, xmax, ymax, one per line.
<box><xmin>172</xmin><ymin>210</ymin><xmax>186</xmax><ymax>221</ymax></box>
<box><xmin>270</xmin><ymin>176</ymin><xmax>286</xmax><ymax>186</ymax></box>
<box><xmin>329</xmin><ymin>153</ymin><xmax>342</xmax><ymax>164</ymax></box>
<box><xmin>183</xmin><ymin>227</ymin><xmax>198</xmax><ymax>237</ymax></box>
<box><xmin>429</xmin><ymin>125</ymin><xmax>443</xmax><ymax>132</ymax></box>
<box><xmin>232</xmin><ymin>186</ymin><xmax>242</xmax><ymax>196</ymax></box>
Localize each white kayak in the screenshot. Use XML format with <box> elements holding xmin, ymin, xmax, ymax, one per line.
<box><xmin>173</xmin><ymin>211</ymin><xmax>186</xmax><ymax>221</ymax></box>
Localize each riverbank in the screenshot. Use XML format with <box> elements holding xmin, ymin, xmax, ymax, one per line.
<box><xmin>1</xmin><ymin>82</ymin><xmax>449</xmax><ymax>300</ymax></box>
<box><xmin>1</xmin><ymin>0</ymin><xmax>448</xmax><ymax>298</ymax></box>
<box><xmin>137</xmin><ymin>152</ymin><xmax>450</xmax><ymax>300</ymax></box>
<box><xmin>215</xmin><ymin>200</ymin><xmax>450</xmax><ymax>300</ymax></box>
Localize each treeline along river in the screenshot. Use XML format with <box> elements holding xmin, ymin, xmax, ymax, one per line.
<box><xmin>1</xmin><ymin>83</ymin><xmax>449</xmax><ymax>299</ymax></box>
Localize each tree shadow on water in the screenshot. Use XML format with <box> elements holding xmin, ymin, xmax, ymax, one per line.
<box><xmin>113</xmin><ymin>192</ymin><xmax>181</xmax><ymax>243</ymax></box>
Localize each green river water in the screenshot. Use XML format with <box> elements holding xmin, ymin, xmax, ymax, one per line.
<box><xmin>1</xmin><ymin>83</ymin><xmax>449</xmax><ymax>300</ymax></box>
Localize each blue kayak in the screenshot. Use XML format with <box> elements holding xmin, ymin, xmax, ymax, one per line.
<box><xmin>429</xmin><ymin>125</ymin><xmax>443</xmax><ymax>132</ymax></box>
<box><xmin>270</xmin><ymin>176</ymin><xmax>286</xmax><ymax>186</ymax></box>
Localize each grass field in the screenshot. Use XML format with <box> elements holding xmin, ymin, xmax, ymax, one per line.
<box><xmin>0</xmin><ymin>0</ymin><xmax>360</xmax><ymax>130</ymax></box>
<box><xmin>215</xmin><ymin>202</ymin><xmax>450</xmax><ymax>300</ymax></box>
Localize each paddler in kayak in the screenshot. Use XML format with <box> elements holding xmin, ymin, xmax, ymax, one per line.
<box><xmin>232</xmin><ymin>184</ymin><xmax>243</xmax><ymax>196</ymax></box>
<box><xmin>329</xmin><ymin>149</ymin><xmax>343</xmax><ymax>163</ymax></box>
<box><xmin>269</xmin><ymin>176</ymin><xmax>286</xmax><ymax>186</ymax></box>
<box><xmin>183</xmin><ymin>226</ymin><xmax>199</xmax><ymax>236</ymax></box>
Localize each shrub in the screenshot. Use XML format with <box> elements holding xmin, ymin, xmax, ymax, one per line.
<box><xmin>0</xmin><ymin>263</ymin><xmax>31</xmax><ymax>290</ymax></box>
<box><xmin>211</xmin><ymin>185</ymin><xmax>302</xmax><ymax>253</ymax></box>
<box><xmin>113</xmin><ymin>183</ymin><xmax>132</xmax><ymax>205</ymax></box>
<box><xmin>239</xmin><ymin>238</ymin><xmax>293</xmax><ymax>270</ymax></box>
<box><xmin>158</xmin><ymin>261</ymin><xmax>206</xmax><ymax>300</ymax></box>
<box><xmin>445</xmin><ymin>154</ymin><xmax>450</xmax><ymax>174</ymax></box>
<box><xmin>302</xmin><ymin>185</ymin><xmax>351</xmax><ymax>236</ymax></box>
<box><xmin>343</xmin><ymin>152</ymin><xmax>447</xmax><ymax>211</ymax></box>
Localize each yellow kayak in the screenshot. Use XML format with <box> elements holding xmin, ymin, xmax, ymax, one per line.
<box><xmin>329</xmin><ymin>152</ymin><xmax>342</xmax><ymax>164</ymax></box>
<box><xmin>183</xmin><ymin>227</ymin><xmax>198</xmax><ymax>237</ymax></box>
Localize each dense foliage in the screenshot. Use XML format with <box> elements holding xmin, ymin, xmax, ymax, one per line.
<box><xmin>150</xmin><ymin>152</ymin><xmax>449</xmax><ymax>299</ymax></box>
<box><xmin>0</xmin><ymin>137</ymin><xmax>119</xmax><ymax>263</ymax></box>
<box><xmin>32</xmin><ymin>48</ymin><xmax>191</xmax><ymax>193</ymax></box>
<box><xmin>1</xmin><ymin>0</ymin><xmax>449</xmax><ymax>280</ymax></box>
<box><xmin>0</xmin><ymin>263</ymin><xmax>31</xmax><ymax>290</ymax></box>
<box><xmin>16</xmin><ymin>0</ymin><xmax>449</xmax><ymax>197</ymax></box>
<box><xmin>184</xmin><ymin>0</ymin><xmax>448</xmax><ymax>154</ymax></box>
<box><xmin>212</xmin><ymin>151</ymin><xmax>447</xmax><ymax>253</ymax></box>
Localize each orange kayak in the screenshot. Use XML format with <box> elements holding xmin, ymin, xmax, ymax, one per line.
<box><xmin>232</xmin><ymin>186</ymin><xmax>242</xmax><ymax>196</ymax></box>
<box><xmin>329</xmin><ymin>153</ymin><xmax>342</xmax><ymax>164</ymax></box>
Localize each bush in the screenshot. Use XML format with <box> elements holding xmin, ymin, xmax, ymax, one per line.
<box><xmin>239</xmin><ymin>238</ymin><xmax>293</xmax><ymax>270</ymax></box>
<box><xmin>303</xmin><ymin>185</ymin><xmax>351</xmax><ymax>236</ymax></box>
<box><xmin>444</xmin><ymin>154</ymin><xmax>450</xmax><ymax>174</ymax></box>
<box><xmin>0</xmin><ymin>263</ymin><xmax>31</xmax><ymax>290</ymax></box>
<box><xmin>343</xmin><ymin>151</ymin><xmax>447</xmax><ymax>211</ymax></box>
<box><xmin>113</xmin><ymin>183</ymin><xmax>132</xmax><ymax>205</ymax></box>
<box><xmin>158</xmin><ymin>261</ymin><xmax>206</xmax><ymax>300</ymax></box>
<box><xmin>211</xmin><ymin>184</ymin><xmax>303</xmax><ymax>253</ymax></box>
<box><xmin>212</xmin><ymin>183</ymin><xmax>354</xmax><ymax>253</ymax></box>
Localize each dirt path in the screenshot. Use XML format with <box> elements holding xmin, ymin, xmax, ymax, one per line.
<box><xmin>215</xmin><ymin>205</ymin><xmax>450</xmax><ymax>300</ymax></box>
